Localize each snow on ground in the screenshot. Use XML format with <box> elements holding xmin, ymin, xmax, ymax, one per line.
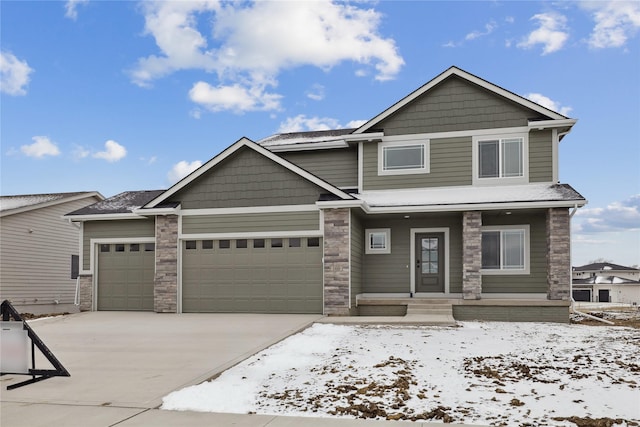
<box><xmin>162</xmin><ymin>322</ymin><xmax>640</xmax><ymax>426</ymax></box>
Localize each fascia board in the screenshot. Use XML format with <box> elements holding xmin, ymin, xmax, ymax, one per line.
<box><xmin>133</xmin><ymin>206</ymin><xmax>180</xmax><ymax>216</ymax></box>
<box><xmin>263</xmin><ymin>140</ymin><xmax>349</xmax><ymax>152</ymax></box>
<box><xmin>64</xmin><ymin>213</ymin><xmax>146</xmax><ymax>221</ymax></box>
<box><xmin>1</xmin><ymin>192</ymin><xmax>104</xmax><ymax>218</ymax></box>
<box><xmin>528</xmin><ymin>119</ymin><xmax>577</xmax><ymax>130</ymax></box>
<box><xmin>316</xmin><ymin>200</ymin><xmax>368</xmax><ymax>210</ymax></box>
<box><xmin>364</xmin><ymin>200</ymin><xmax>587</xmax><ymax>214</ymax></box>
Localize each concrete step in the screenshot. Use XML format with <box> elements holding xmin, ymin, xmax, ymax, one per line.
<box><xmin>404</xmin><ymin>303</ymin><xmax>456</xmax><ymax>326</ymax></box>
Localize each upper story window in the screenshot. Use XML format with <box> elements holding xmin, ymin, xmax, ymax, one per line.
<box><xmin>473</xmin><ymin>133</ymin><xmax>528</xmax><ymax>185</ymax></box>
<box><xmin>378</xmin><ymin>137</ymin><xmax>429</xmax><ymax>176</ymax></box>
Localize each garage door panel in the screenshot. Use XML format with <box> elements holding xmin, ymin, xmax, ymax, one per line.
<box><xmin>183</xmin><ymin>238</ymin><xmax>322</xmax><ymax>313</ymax></box>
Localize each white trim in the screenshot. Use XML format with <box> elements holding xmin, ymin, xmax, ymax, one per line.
<box><xmin>79</xmin><ymin>222</ymin><xmax>85</xmax><ymax>271</ymax></box>
<box><xmin>528</xmin><ymin>119</ymin><xmax>577</xmax><ymax>130</ymax></box>
<box><xmin>179</xmin><ymin>230</ymin><xmax>323</xmax><ymax>240</ymax></box>
<box><xmin>316</xmin><ymin>200</ymin><xmax>367</xmax><ymax>209</ymax></box>
<box><xmin>181</xmin><ymin>204</ymin><xmax>318</xmax><ymax>216</ymax></box>
<box><xmin>363</xmin><ymin>199</ymin><xmax>586</xmax><ymax>214</ymax></box>
<box><xmin>343</xmin><ymin>132</ymin><xmax>384</xmax><ymax>142</ymax></box>
<box><xmin>552</xmin><ymin>129</ymin><xmax>559</xmax><ymax>183</ymax></box>
<box><xmin>378</xmin><ymin>138</ymin><xmax>430</xmax><ymax>176</ymax></box>
<box><xmin>480</xmin><ymin>224</ymin><xmax>531</xmax><ymax>275</ymax></box>
<box><xmin>472</xmin><ymin>133</ymin><xmax>529</xmax><ymax>186</ymax></box>
<box><xmin>3</xmin><ymin>192</ymin><xmax>104</xmax><ymax>218</ymax></box>
<box><xmin>354</xmin><ymin>66</ymin><xmax>567</xmax><ymax>135</ymax></box>
<box><xmin>145</xmin><ymin>137</ymin><xmax>353</xmax><ymax>208</ymax></box>
<box><xmin>358</xmin><ymin>142</ymin><xmax>363</xmax><ymax>194</ymax></box>
<box><xmin>365</xmin><ymin>228</ymin><xmax>391</xmax><ymax>254</ymax></box>
<box><xmin>86</xmin><ymin>237</ymin><xmax>155</xmax><ymax>274</ymax></box>
<box><xmin>66</xmin><ymin>213</ymin><xmax>146</xmax><ymax>221</ymax></box>
<box><xmin>410</xmin><ymin>228</ymin><xmax>450</xmax><ymax>294</ymax></box>
<box><xmin>133</xmin><ymin>206</ymin><xmax>180</xmax><ymax>216</ymax></box>
<box><xmin>264</xmin><ymin>140</ymin><xmax>349</xmax><ymax>152</ymax></box>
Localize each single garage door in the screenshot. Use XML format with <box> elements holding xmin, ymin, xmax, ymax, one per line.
<box><xmin>97</xmin><ymin>243</ymin><xmax>155</xmax><ymax>311</ymax></box>
<box><xmin>182</xmin><ymin>237</ymin><xmax>322</xmax><ymax>313</ymax></box>
<box><xmin>572</xmin><ymin>289</ymin><xmax>591</xmax><ymax>302</ymax></box>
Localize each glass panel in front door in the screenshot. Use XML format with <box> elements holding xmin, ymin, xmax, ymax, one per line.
<box><xmin>421</xmin><ymin>238</ymin><xmax>438</xmax><ymax>273</ymax></box>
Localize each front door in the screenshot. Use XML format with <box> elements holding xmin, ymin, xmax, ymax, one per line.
<box><xmin>415</xmin><ymin>233</ymin><xmax>444</xmax><ymax>293</ymax></box>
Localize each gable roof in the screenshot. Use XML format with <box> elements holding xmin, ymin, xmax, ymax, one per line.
<box><xmin>354</xmin><ymin>66</ymin><xmax>571</xmax><ymax>135</ymax></box>
<box><xmin>258</xmin><ymin>128</ymin><xmax>355</xmax><ymax>152</ymax></box>
<box><xmin>573</xmin><ymin>263</ymin><xmax>640</xmax><ymax>272</ymax></box>
<box><xmin>143</xmin><ymin>137</ymin><xmax>354</xmax><ymax>209</ymax></box>
<box><xmin>66</xmin><ymin>190</ymin><xmax>166</xmax><ymax>218</ymax></box>
<box><xmin>0</xmin><ymin>191</ymin><xmax>104</xmax><ymax>217</ymax></box>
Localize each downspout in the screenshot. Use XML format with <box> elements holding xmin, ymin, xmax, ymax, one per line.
<box><xmin>567</xmin><ymin>204</ymin><xmax>614</xmax><ymax>325</ymax></box>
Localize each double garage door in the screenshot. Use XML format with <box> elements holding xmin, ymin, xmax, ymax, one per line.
<box><xmin>182</xmin><ymin>237</ymin><xmax>323</xmax><ymax>314</ymax></box>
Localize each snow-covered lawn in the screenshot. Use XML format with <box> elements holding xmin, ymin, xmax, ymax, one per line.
<box><xmin>162</xmin><ymin>322</ymin><xmax>640</xmax><ymax>426</ymax></box>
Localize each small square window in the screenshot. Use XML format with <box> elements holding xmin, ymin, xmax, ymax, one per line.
<box><xmin>236</xmin><ymin>239</ymin><xmax>247</xmax><ymax>249</ymax></box>
<box><xmin>185</xmin><ymin>240</ymin><xmax>197</xmax><ymax>250</ymax></box>
<box><xmin>202</xmin><ymin>240</ymin><xmax>213</xmax><ymax>249</ymax></box>
<box><xmin>115</xmin><ymin>244</ymin><xmax>125</xmax><ymax>252</ymax></box>
<box><xmin>365</xmin><ymin>229</ymin><xmax>391</xmax><ymax>254</ymax></box>
<box><xmin>271</xmin><ymin>238</ymin><xmax>283</xmax><ymax>248</ymax></box>
<box><xmin>100</xmin><ymin>244</ymin><xmax>110</xmax><ymax>253</ymax></box>
<box><xmin>253</xmin><ymin>239</ymin><xmax>265</xmax><ymax>249</ymax></box>
<box><xmin>144</xmin><ymin>243</ymin><xmax>155</xmax><ymax>252</ymax></box>
<box><xmin>307</xmin><ymin>237</ymin><xmax>320</xmax><ymax>247</ymax></box>
<box><xmin>130</xmin><ymin>244</ymin><xmax>140</xmax><ymax>252</ymax></box>
<box><xmin>289</xmin><ymin>238</ymin><xmax>301</xmax><ymax>248</ymax></box>
<box><xmin>71</xmin><ymin>255</ymin><xmax>79</xmax><ymax>279</ymax></box>
<box><xmin>219</xmin><ymin>240</ymin><xmax>231</xmax><ymax>249</ymax></box>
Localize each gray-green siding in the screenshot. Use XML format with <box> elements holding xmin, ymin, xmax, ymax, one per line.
<box><xmin>280</xmin><ymin>147</ymin><xmax>358</xmax><ymax>188</ymax></box>
<box><xmin>350</xmin><ymin>212</ymin><xmax>363</xmax><ymax>308</ymax></box>
<box><xmin>529</xmin><ymin>129</ymin><xmax>553</xmax><ymax>182</ymax></box>
<box><xmin>481</xmin><ymin>211</ymin><xmax>547</xmax><ymax>293</ymax></box>
<box><xmin>363</xmin><ymin>136</ymin><xmax>472</xmax><ymax>191</ymax></box>
<box><xmin>377</xmin><ymin>76</ymin><xmax>549</xmax><ymax>136</ymax></box>
<box><xmin>361</xmin><ymin>214</ymin><xmax>463</xmax><ymax>294</ymax></box>
<box><xmin>171</xmin><ymin>147</ymin><xmax>325</xmax><ymax>209</ymax></box>
<box><xmin>182</xmin><ymin>211</ymin><xmax>320</xmax><ymax>234</ymax></box>
<box><xmin>82</xmin><ymin>219</ymin><xmax>155</xmax><ymax>269</ymax></box>
<box><xmin>453</xmin><ymin>305</ymin><xmax>569</xmax><ymax>323</ymax></box>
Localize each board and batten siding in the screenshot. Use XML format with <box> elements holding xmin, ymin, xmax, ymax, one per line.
<box><xmin>363</xmin><ymin>137</ymin><xmax>472</xmax><ymax>191</ymax></box>
<box><xmin>82</xmin><ymin>219</ymin><xmax>155</xmax><ymax>269</ymax></box>
<box><xmin>0</xmin><ymin>197</ymin><xmax>99</xmax><ymax>308</ymax></box>
<box><xmin>481</xmin><ymin>211</ymin><xmax>547</xmax><ymax>293</ymax></box>
<box><xmin>376</xmin><ymin>76</ymin><xmax>549</xmax><ymax>136</ymax></box>
<box><xmin>280</xmin><ymin>147</ymin><xmax>358</xmax><ymax>189</ymax></box>
<box><xmin>182</xmin><ymin>211</ymin><xmax>320</xmax><ymax>235</ymax></box>
<box><xmin>361</xmin><ymin>214</ymin><xmax>463</xmax><ymax>294</ymax></box>
<box><xmin>171</xmin><ymin>147</ymin><xmax>325</xmax><ymax>209</ymax></box>
<box><xmin>529</xmin><ymin>129</ymin><xmax>553</xmax><ymax>182</ymax></box>
<box><xmin>350</xmin><ymin>212</ymin><xmax>363</xmax><ymax>308</ymax></box>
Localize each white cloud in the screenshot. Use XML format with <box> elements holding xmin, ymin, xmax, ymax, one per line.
<box><xmin>21</xmin><ymin>136</ymin><xmax>61</xmax><ymax>158</ymax></box>
<box><xmin>72</xmin><ymin>144</ymin><xmax>91</xmax><ymax>160</ymax></box>
<box><xmin>189</xmin><ymin>81</ymin><xmax>282</xmax><ymax>113</ymax></box>
<box><xmin>93</xmin><ymin>140</ymin><xmax>127</xmax><ymax>162</ymax></box>
<box><xmin>306</xmin><ymin>84</ymin><xmax>325</xmax><ymax>101</ymax></box>
<box><xmin>277</xmin><ymin>115</ymin><xmax>342</xmax><ymax>133</ymax></box>
<box><xmin>168</xmin><ymin>160</ymin><xmax>202</xmax><ymax>183</ymax></box>
<box><xmin>518</xmin><ymin>12</ymin><xmax>569</xmax><ymax>55</ymax></box>
<box><xmin>574</xmin><ymin>195</ymin><xmax>640</xmax><ymax>233</ymax></box>
<box><xmin>131</xmin><ymin>1</ymin><xmax>403</xmax><ymax>112</ymax></box>
<box><xmin>346</xmin><ymin>119</ymin><xmax>367</xmax><ymax>129</ymax></box>
<box><xmin>465</xmin><ymin>21</ymin><xmax>497</xmax><ymax>41</ymax></box>
<box><xmin>0</xmin><ymin>51</ymin><xmax>34</xmax><ymax>96</ymax></box>
<box><xmin>525</xmin><ymin>93</ymin><xmax>573</xmax><ymax>116</ymax></box>
<box><xmin>65</xmin><ymin>0</ymin><xmax>89</xmax><ymax>21</ymax></box>
<box><xmin>581</xmin><ymin>1</ymin><xmax>640</xmax><ymax>48</ymax></box>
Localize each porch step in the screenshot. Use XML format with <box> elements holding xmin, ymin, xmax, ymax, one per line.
<box><xmin>404</xmin><ymin>303</ymin><xmax>456</xmax><ymax>326</ymax></box>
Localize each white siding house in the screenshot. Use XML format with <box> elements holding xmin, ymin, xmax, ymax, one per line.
<box><xmin>572</xmin><ymin>263</ymin><xmax>640</xmax><ymax>305</ymax></box>
<box><xmin>0</xmin><ymin>192</ymin><xmax>104</xmax><ymax>314</ymax></box>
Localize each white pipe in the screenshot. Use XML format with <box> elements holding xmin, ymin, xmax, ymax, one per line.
<box><xmin>74</xmin><ymin>277</ymin><xmax>80</xmax><ymax>306</ymax></box>
<box><xmin>571</xmin><ymin>307</ymin><xmax>615</xmax><ymax>325</ymax></box>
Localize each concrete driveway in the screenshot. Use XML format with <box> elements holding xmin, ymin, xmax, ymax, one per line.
<box><xmin>1</xmin><ymin>311</ymin><xmax>321</xmax><ymax>426</ymax></box>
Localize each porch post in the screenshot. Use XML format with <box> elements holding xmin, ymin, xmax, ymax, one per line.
<box><xmin>547</xmin><ymin>208</ymin><xmax>570</xmax><ymax>300</ymax></box>
<box><xmin>154</xmin><ymin>214</ymin><xmax>178</xmax><ymax>313</ymax></box>
<box><xmin>323</xmin><ymin>208</ymin><xmax>350</xmax><ymax>315</ymax></box>
<box><xmin>462</xmin><ymin>211</ymin><xmax>482</xmax><ymax>300</ymax></box>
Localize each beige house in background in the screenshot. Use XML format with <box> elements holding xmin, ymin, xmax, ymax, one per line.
<box><xmin>0</xmin><ymin>191</ymin><xmax>104</xmax><ymax>314</ymax></box>
<box><xmin>573</xmin><ymin>262</ymin><xmax>640</xmax><ymax>305</ymax></box>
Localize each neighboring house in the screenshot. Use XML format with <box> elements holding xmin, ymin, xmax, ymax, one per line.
<box><xmin>65</xmin><ymin>66</ymin><xmax>587</xmax><ymax>322</ymax></box>
<box><xmin>0</xmin><ymin>191</ymin><xmax>104</xmax><ymax>314</ymax></box>
<box><xmin>572</xmin><ymin>263</ymin><xmax>640</xmax><ymax>304</ymax></box>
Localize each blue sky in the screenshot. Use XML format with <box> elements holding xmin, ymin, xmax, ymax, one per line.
<box><xmin>1</xmin><ymin>1</ymin><xmax>639</xmax><ymax>266</ymax></box>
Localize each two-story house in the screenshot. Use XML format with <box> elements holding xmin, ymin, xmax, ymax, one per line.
<box><xmin>65</xmin><ymin>66</ymin><xmax>587</xmax><ymax>322</ymax></box>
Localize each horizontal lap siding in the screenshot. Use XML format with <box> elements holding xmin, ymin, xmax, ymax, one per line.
<box><xmin>363</xmin><ymin>137</ymin><xmax>472</xmax><ymax>191</ymax></box>
<box><xmin>453</xmin><ymin>305</ymin><xmax>569</xmax><ymax>323</ymax></box>
<box><xmin>0</xmin><ymin>197</ymin><xmax>99</xmax><ymax>306</ymax></box>
<box><xmin>182</xmin><ymin>211</ymin><xmax>320</xmax><ymax>234</ymax></box>
<box><xmin>172</xmin><ymin>148</ymin><xmax>324</xmax><ymax>209</ymax></box>
<box><xmin>280</xmin><ymin>147</ymin><xmax>358</xmax><ymax>188</ymax></box>
<box><xmin>350</xmin><ymin>213</ymin><xmax>363</xmax><ymax>307</ymax></box>
<box><xmin>481</xmin><ymin>211</ymin><xmax>547</xmax><ymax>293</ymax></box>
<box><xmin>82</xmin><ymin>219</ymin><xmax>155</xmax><ymax>269</ymax></box>
<box><xmin>529</xmin><ymin>129</ymin><xmax>553</xmax><ymax>182</ymax></box>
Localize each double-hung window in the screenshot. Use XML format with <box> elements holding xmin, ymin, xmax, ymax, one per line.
<box><xmin>379</xmin><ymin>137</ymin><xmax>429</xmax><ymax>175</ymax></box>
<box><xmin>481</xmin><ymin>225</ymin><xmax>529</xmax><ymax>274</ymax></box>
<box><xmin>474</xmin><ymin>134</ymin><xmax>527</xmax><ymax>184</ymax></box>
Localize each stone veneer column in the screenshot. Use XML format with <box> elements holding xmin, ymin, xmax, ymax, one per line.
<box><xmin>323</xmin><ymin>208</ymin><xmax>350</xmax><ymax>316</ymax></box>
<box><xmin>78</xmin><ymin>274</ymin><xmax>93</xmax><ymax>311</ymax></box>
<box><xmin>547</xmin><ymin>208</ymin><xmax>571</xmax><ymax>300</ymax></box>
<box><xmin>462</xmin><ymin>211</ymin><xmax>482</xmax><ymax>300</ymax></box>
<box><xmin>154</xmin><ymin>215</ymin><xmax>178</xmax><ymax>313</ymax></box>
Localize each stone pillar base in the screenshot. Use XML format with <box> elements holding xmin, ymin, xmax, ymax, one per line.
<box><xmin>462</xmin><ymin>211</ymin><xmax>482</xmax><ymax>300</ymax></box>
<box><xmin>323</xmin><ymin>208</ymin><xmax>350</xmax><ymax>316</ymax></box>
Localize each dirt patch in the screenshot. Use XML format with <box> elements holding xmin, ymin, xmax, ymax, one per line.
<box><xmin>19</xmin><ymin>312</ymin><xmax>70</xmax><ymax>320</ymax></box>
<box><xmin>571</xmin><ymin>309</ymin><xmax>640</xmax><ymax>329</ymax></box>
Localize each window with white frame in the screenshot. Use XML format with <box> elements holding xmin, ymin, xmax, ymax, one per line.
<box><xmin>481</xmin><ymin>225</ymin><xmax>529</xmax><ymax>274</ymax></box>
<box><xmin>473</xmin><ymin>134</ymin><xmax>527</xmax><ymax>184</ymax></box>
<box><xmin>365</xmin><ymin>228</ymin><xmax>391</xmax><ymax>254</ymax></box>
<box><xmin>379</xmin><ymin>139</ymin><xmax>429</xmax><ymax>175</ymax></box>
